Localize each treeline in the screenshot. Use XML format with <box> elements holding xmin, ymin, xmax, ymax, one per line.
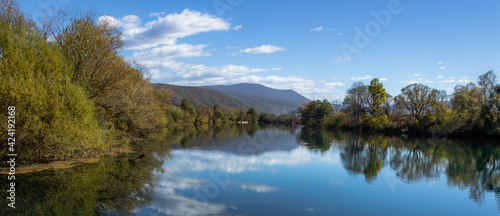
<box><xmin>163</xmin><ymin>97</ymin><xmax>260</xmax><ymax>124</ymax></box>
<box><xmin>298</xmin><ymin>71</ymin><xmax>500</xmax><ymax>138</ymax></box>
<box><xmin>153</xmin><ymin>83</ymin><xmax>251</xmax><ymax>110</ymax></box>
<box><xmin>0</xmin><ymin>0</ymin><xmax>169</xmax><ymax>162</ymax></box>
<box><xmin>0</xmin><ymin>0</ymin><xmax>267</xmax><ymax>163</ymax></box>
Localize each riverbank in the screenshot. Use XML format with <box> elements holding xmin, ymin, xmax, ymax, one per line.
<box><xmin>0</xmin><ymin>147</ymin><xmax>135</xmax><ymax>174</ymax></box>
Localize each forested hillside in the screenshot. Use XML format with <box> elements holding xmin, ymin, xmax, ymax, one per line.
<box><xmin>153</xmin><ymin>83</ymin><xmax>251</xmax><ymax>109</ymax></box>
<box><xmin>201</xmin><ymin>83</ymin><xmax>310</xmax><ymax>114</ymax></box>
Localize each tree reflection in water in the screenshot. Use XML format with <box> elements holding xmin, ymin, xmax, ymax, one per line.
<box><xmin>2</xmin><ymin>125</ymin><xmax>500</xmax><ymax>215</ymax></box>
<box><xmin>297</xmin><ymin>128</ymin><xmax>500</xmax><ymax>206</ymax></box>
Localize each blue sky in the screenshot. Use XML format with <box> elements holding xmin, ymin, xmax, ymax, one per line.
<box><xmin>18</xmin><ymin>0</ymin><xmax>500</xmax><ymax>101</ymax></box>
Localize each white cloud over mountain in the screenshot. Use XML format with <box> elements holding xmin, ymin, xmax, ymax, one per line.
<box><xmin>99</xmin><ymin>9</ymin><xmax>344</xmax><ymax>101</ymax></box>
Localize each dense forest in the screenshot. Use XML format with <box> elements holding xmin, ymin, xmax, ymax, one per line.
<box><xmin>297</xmin><ymin>72</ymin><xmax>500</xmax><ymax>138</ymax></box>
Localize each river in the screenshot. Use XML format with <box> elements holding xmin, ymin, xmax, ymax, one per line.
<box><xmin>2</xmin><ymin>124</ymin><xmax>500</xmax><ymax>215</ymax></box>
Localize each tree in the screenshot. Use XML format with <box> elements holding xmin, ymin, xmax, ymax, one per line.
<box><xmin>237</xmin><ymin>109</ymin><xmax>247</xmax><ymax>122</ymax></box>
<box><xmin>196</xmin><ymin>105</ymin><xmax>212</xmax><ymax>124</ymax></box>
<box><xmin>180</xmin><ymin>97</ymin><xmax>196</xmax><ymax>115</ymax></box>
<box><xmin>478</xmin><ymin>71</ymin><xmax>500</xmax><ymax>111</ymax></box>
<box><xmin>368</xmin><ymin>78</ymin><xmax>387</xmax><ymax>116</ymax></box>
<box><xmin>343</xmin><ymin>82</ymin><xmax>369</xmax><ymax>118</ymax></box>
<box><xmin>451</xmin><ymin>83</ymin><xmax>484</xmax><ymax>125</ymax></box>
<box><xmin>155</xmin><ymin>88</ymin><xmax>174</xmax><ymax>105</ymax></box>
<box><xmin>299</xmin><ymin>100</ymin><xmax>334</xmax><ymax>126</ymax></box>
<box><xmin>247</xmin><ymin>107</ymin><xmax>259</xmax><ymax>123</ymax></box>
<box><xmin>394</xmin><ymin>83</ymin><xmax>441</xmax><ymax>120</ymax></box>
<box><xmin>212</xmin><ymin>105</ymin><xmax>224</xmax><ymax>122</ymax></box>
<box><xmin>55</xmin><ymin>13</ymin><xmax>123</xmax><ymax>99</ymax></box>
<box><xmin>0</xmin><ymin>0</ymin><xmax>106</xmax><ymax>161</ymax></box>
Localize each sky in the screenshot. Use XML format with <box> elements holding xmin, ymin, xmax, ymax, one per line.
<box><xmin>17</xmin><ymin>0</ymin><xmax>500</xmax><ymax>101</ymax></box>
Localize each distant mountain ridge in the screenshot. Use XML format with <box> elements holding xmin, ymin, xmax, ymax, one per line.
<box><xmin>153</xmin><ymin>83</ymin><xmax>310</xmax><ymax>115</ymax></box>
<box><xmin>200</xmin><ymin>83</ymin><xmax>310</xmax><ymax>115</ymax></box>
<box><xmin>153</xmin><ymin>83</ymin><xmax>251</xmax><ymax>110</ymax></box>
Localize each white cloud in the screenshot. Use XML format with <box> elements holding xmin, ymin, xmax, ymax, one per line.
<box><xmin>311</xmin><ymin>26</ymin><xmax>323</xmax><ymax>31</ymax></box>
<box><xmin>97</xmin><ymin>15</ymin><xmax>121</xmax><ymax>27</ymax></box>
<box><xmin>238</xmin><ymin>45</ymin><xmax>286</xmax><ymax>54</ymax></box>
<box><xmin>233</xmin><ymin>25</ymin><xmax>243</xmax><ymax>30</ymax></box>
<box><xmin>350</xmin><ymin>75</ymin><xmax>373</xmax><ymax>81</ymax></box>
<box><xmin>439</xmin><ymin>66</ymin><xmax>446</xmax><ymax>70</ymax></box>
<box><xmin>241</xmin><ymin>184</ymin><xmax>278</xmax><ymax>193</ymax></box>
<box><xmin>437</xmin><ymin>76</ymin><xmax>470</xmax><ymax>84</ymax></box>
<box><xmin>99</xmin><ymin>9</ymin><xmax>234</xmax><ymax>50</ymax></box>
<box><xmin>310</xmin><ymin>25</ymin><xmax>333</xmax><ymax>32</ymax></box>
<box><xmin>337</xmin><ymin>32</ymin><xmax>343</xmax><ymax>36</ymax></box>
<box><xmin>149</xmin><ymin>11</ymin><xmax>166</xmax><ymax>17</ymax></box>
<box><xmin>413</xmin><ymin>73</ymin><xmax>422</xmax><ymax>77</ymax></box>
<box><xmin>379</xmin><ymin>78</ymin><xmax>388</xmax><ymax>81</ymax></box>
<box><xmin>401</xmin><ymin>80</ymin><xmax>435</xmax><ymax>84</ymax></box>
<box><xmin>438</xmin><ymin>61</ymin><xmax>443</xmax><ymax>64</ymax></box>
<box><xmin>111</xmin><ymin>10</ymin><xmax>344</xmax><ymax>101</ymax></box>
<box><xmin>131</xmin><ymin>43</ymin><xmax>211</xmax><ymax>60</ymax></box>
<box><xmin>335</xmin><ymin>56</ymin><xmax>351</xmax><ymax>63</ymax></box>
<box><xmin>324</xmin><ymin>82</ymin><xmax>344</xmax><ymax>88</ymax></box>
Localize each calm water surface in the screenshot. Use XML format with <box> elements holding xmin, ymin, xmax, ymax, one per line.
<box><xmin>2</xmin><ymin>124</ymin><xmax>500</xmax><ymax>215</ymax></box>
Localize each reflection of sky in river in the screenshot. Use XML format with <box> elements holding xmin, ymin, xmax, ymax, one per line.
<box><xmin>142</xmin><ymin>145</ymin><xmax>341</xmax><ymax>215</ymax></box>
<box><xmin>137</xmin><ymin>129</ymin><xmax>499</xmax><ymax>216</ymax></box>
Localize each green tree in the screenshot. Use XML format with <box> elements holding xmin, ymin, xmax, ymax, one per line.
<box><xmin>299</xmin><ymin>100</ymin><xmax>334</xmax><ymax>127</ymax></box>
<box><xmin>180</xmin><ymin>97</ymin><xmax>196</xmax><ymax>115</ymax></box>
<box><xmin>0</xmin><ymin>0</ymin><xmax>106</xmax><ymax>162</ymax></box>
<box><xmin>394</xmin><ymin>83</ymin><xmax>441</xmax><ymax>120</ymax></box>
<box><xmin>212</xmin><ymin>105</ymin><xmax>224</xmax><ymax>122</ymax></box>
<box><xmin>196</xmin><ymin>105</ymin><xmax>212</xmax><ymax>124</ymax></box>
<box><xmin>247</xmin><ymin>107</ymin><xmax>259</xmax><ymax>123</ymax></box>
<box><xmin>368</xmin><ymin>78</ymin><xmax>387</xmax><ymax>116</ymax></box>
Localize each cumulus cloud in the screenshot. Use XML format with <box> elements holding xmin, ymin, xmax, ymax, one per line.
<box><xmin>99</xmin><ymin>9</ymin><xmax>233</xmax><ymax>50</ymax></box>
<box><xmin>439</xmin><ymin>66</ymin><xmax>446</xmax><ymax>70</ymax></box>
<box><xmin>131</xmin><ymin>43</ymin><xmax>211</xmax><ymax>60</ymax></box>
<box><xmin>102</xmin><ymin>10</ymin><xmax>344</xmax><ymax>101</ymax></box>
<box><xmin>437</xmin><ymin>75</ymin><xmax>444</xmax><ymax>78</ymax></box>
<box><xmin>97</xmin><ymin>15</ymin><xmax>120</xmax><ymax>27</ymax></box>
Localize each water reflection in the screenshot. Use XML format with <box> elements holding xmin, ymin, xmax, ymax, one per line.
<box><xmin>297</xmin><ymin>129</ymin><xmax>500</xmax><ymax>206</ymax></box>
<box><xmin>0</xmin><ymin>153</ymin><xmax>163</xmax><ymax>216</ymax></box>
<box><xmin>1</xmin><ymin>124</ymin><xmax>500</xmax><ymax>215</ymax></box>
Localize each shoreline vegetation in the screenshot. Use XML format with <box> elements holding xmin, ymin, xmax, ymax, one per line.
<box><xmin>1</xmin><ymin>0</ymin><xmax>499</xmax><ymax>169</ymax></box>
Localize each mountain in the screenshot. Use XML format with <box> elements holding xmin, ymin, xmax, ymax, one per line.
<box><xmin>200</xmin><ymin>83</ymin><xmax>310</xmax><ymax>115</ymax></box>
<box><xmin>153</xmin><ymin>83</ymin><xmax>251</xmax><ymax>109</ymax></box>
